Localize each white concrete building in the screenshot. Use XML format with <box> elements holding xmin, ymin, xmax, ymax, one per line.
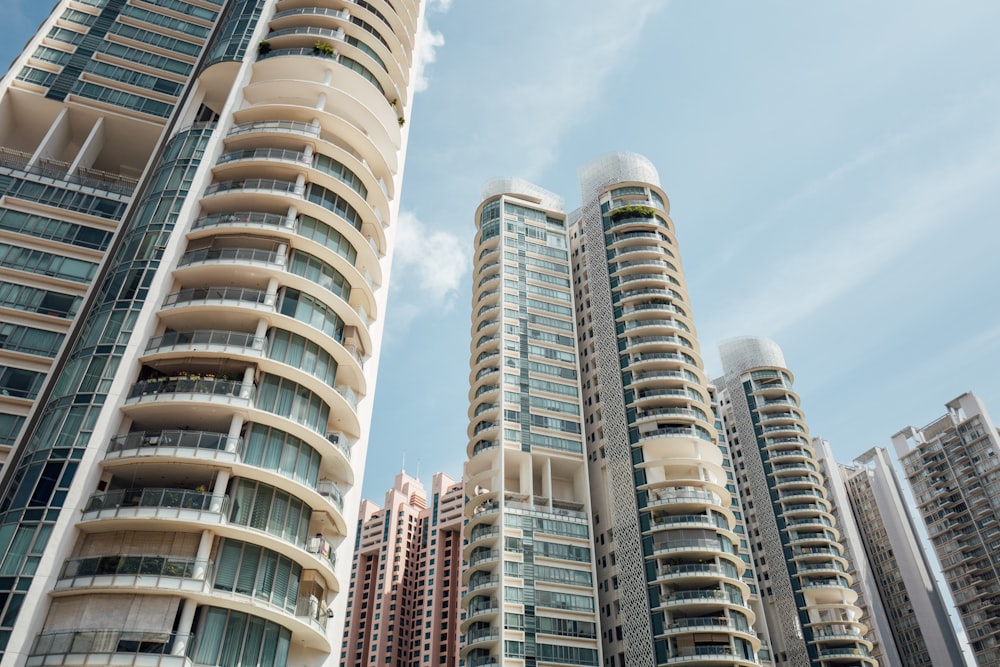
<box><xmin>0</xmin><ymin>0</ymin><xmax>425</xmax><ymax>663</ymax></box>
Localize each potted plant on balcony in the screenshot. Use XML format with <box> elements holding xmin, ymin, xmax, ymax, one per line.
<box><xmin>257</xmin><ymin>39</ymin><xmax>271</xmax><ymax>55</ymax></box>
<box><xmin>313</xmin><ymin>41</ymin><xmax>335</xmax><ymax>57</ymax></box>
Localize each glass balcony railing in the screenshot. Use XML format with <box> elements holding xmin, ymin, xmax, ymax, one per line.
<box><xmin>31</xmin><ymin>630</ymin><xmax>192</xmax><ymax>658</ymax></box>
<box><xmin>228</xmin><ymin>119</ymin><xmax>319</xmax><ymax>138</ymax></box>
<box><xmin>107</xmin><ymin>430</ymin><xmax>242</xmax><ymax>456</ymax></box>
<box><xmin>61</xmin><ymin>555</ymin><xmax>208</xmax><ymax>580</ymax></box>
<box><xmin>128</xmin><ymin>376</ymin><xmax>255</xmax><ymax>401</ymax></box>
<box><xmin>178</xmin><ymin>247</ymin><xmax>283</xmax><ymax>267</ymax></box>
<box><xmin>84</xmin><ymin>488</ymin><xmax>226</xmax><ymax>514</ymax></box>
<box><xmin>162</xmin><ymin>286</ymin><xmax>274</xmax><ymax>309</ymax></box>
<box><xmin>146</xmin><ymin>329</ymin><xmax>266</xmax><ymax>353</ymax></box>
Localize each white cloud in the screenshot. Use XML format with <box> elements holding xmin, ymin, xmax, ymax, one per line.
<box><xmin>413</xmin><ymin>20</ymin><xmax>445</xmax><ymax>93</ymax></box>
<box><xmin>390</xmin><ymin>210</ymin><xmax>469</xmax><ymax>328</ymax></box>
<box><xmin>427</xmin><ymin>0</ymin><xmax>453</xmax><ymax>12</ymax></box>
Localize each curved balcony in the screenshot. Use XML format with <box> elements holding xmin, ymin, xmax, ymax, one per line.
<box><xmin>655</xmin><ymin>588</ymin><xmax>746</xmax><ymax>610</ymax></box>
<box><xmin>622</xmin><ymin>317</ymin><xmax>690</xmax><ymax>335</ymax></box>
<box><xmin>659</xmin><ymin>616</ymin><xmax>753</xmax><ymax>638</ymax></box>
<box><xmin>28</xmin><ymin>630</ymin><xmax>192</xmax><ymax>667</ymax></box>
<box><xmin>650</xmin><ymin>538</ymin><xmax>735</xmax><ymax>560</ymax></box>
<box><xmin>461</xmin><ymin>627</ymin><xmax>500</xmax><ymax>654</ymax></box>
<box><xmin>616</xmin><ymin>272</ymin><xmax>682</xmax><ymax>290</ymax></box>
<box><xmin>467</xmin><ymin>438</ymin><xmax>499</xmax><ymax>461</ymax></box>
<box><xmin>243</xmin><ymin>72</ymin><xmax>397</xmax><ymax>174</ymax></box>
<box><xmin>663</xmin><ymin>646</ymin><xmax>757</xmax><ymax>665</ymax></box>
<box><xmin>624</xmin><ymin>334</ymin><xmax>695</xmax><ymax>352</ymax></box>
<box><xmin>189</xmin><ymin>211</ymin><xmax>382</xmax><ymax>290</ymax></box>
<box><xmin>123</xmin><ymin>376</ymin><xmax>255</xmax><ymax>414</ymax></box>
<box><xmin>161</xmin><ymin>287</ymin><xmax>275</xmax><ymax>325</ymax></box>
<box><xmin>144</xmin><ymin>330</ymin><xmax>266</xmax><ymax>362</ymax></box>
<box><xmin>466</xmin><ymin>575</ymin><xmax>500</xmax><ymax>595</ymax></box>
<box><xmin>55</xmin><ymin>555</ymin><xmax>210</xmax><ymax>594</ymax></box>
<box><xmin>80</xmin><ymin>488</ymin><xmax>228</xmax><ymax>526</ymax></box>
<box><xmin>647</xmin><ymin>487</ymin><xmax>725</xmax><ymax>510</ymax></box>
<box><xmin>652</xmin><ymin>562</ymin><xmax>743</xmax><ymax>586</ymax></box>
<box><xmin>463</xmin><ymin>597</ymin><xmax>500</xmax><ymax>620</ymax></box>
<box><xmin>105</xmin><ymin>429</ymin><xmax>241</xmax><ymax>464</ymax></box>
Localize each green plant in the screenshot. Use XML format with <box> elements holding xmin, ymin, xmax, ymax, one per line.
<box><xmin>398</xmin><ymin>116</ymin><xmax>405</xmax><ymax>127</ymax></box>
<box><xmin>312</xmin><ymin>41</ymin><xmax>335</xmax><ymax>56</ymax></box>
<box><xmin>609</xmin><ymin>205</ymin><xmax>657</xmax><ymax>222</ymax></box>
<box><xmin>257</xmin><ymin>39</ymin><xmax>271</xmax><ymax>55</ymax></box>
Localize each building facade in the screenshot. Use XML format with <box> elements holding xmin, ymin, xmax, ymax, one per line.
<box><xmin>341</xmin><ymin>471</ymin><xmax>463</xmax><ymax>667</ymax></box>
<box><xmin>0</xmin><ymin>0</ymin><xmax>424</xmax><ymax>663</ymax></box>
<box><xmin>814</xmin><ymin>438</ymin><xmax>895</xmax><ymax>666</ymax></box>
<box><xmin>571</xmin><ymin>154</ymin><xmax>762</xmax><ymax>667</ymax></box>
<box><xmin>827</xmin><ymin>445</ymin><xmax>966</xmax><ymax>667</ymax></box>
<box><xmin>464</xmin><ymin>179</ymin><xmax>601</xmax><ymax>667</ymax></box>
<box><xmin>893</xmin><ymin>392</ymin><xmax>1000</xmax><ymax>667</ymax></box>
<box><xmin>716</xmin><ymin>337</ymin><xmax>874</xmax><ymax>667</ymax></box>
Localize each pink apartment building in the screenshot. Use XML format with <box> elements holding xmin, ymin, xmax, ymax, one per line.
<box><xmin>341</xmin><ymin>471</ymin><xmax>465</xmax><ymax>667</ymax></box>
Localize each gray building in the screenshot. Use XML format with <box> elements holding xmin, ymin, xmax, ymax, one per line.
<box><xmin>893</xmin><ymin>392</ymin><xmax>1000</xmax><ymax>667</ymax></box>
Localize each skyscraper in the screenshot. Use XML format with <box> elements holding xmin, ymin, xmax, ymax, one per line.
<box><xmin>572</xmin><ymin>154</ymin><xmax>762</xmax><ymax>666</ymax></box>
<box><xmin>0</xmin><ymin>0</ymin><xmax>425</xmax><ymax>663</ymax></box>
<box><xmin>341</xmin><ymin>471</ymin><xmax>464</xmax><ymax>667</ymax></box>
<box><xmin>823</xmin><ymin>445</ymin><xmax>966</xmax><ymax>667</ymax></box>
<box><xmin>716</xmin><ymin>337</ymin><xmax>874</xmax><ymax>666</ymax></box>
<box><xmin>893</xmin><ymin>392</ymin><xmax>1000</xmax><ymax>666</ymax></box>
<box><xmin>464</xmin><ymin>179</ymin><xmax>601</xmax><ymax>667</ymax></box>
<box><xmin>466</xmin><ymin>155</ymin><xmax>769</xmax><ymax>667</ymax></box>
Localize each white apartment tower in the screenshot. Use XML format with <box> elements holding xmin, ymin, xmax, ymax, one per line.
<box><xmin>570</xmin><ymin>154</ymin><xmax>763</xmax><ymax>667</ymax></box>
<box><xmin>0</xmin><ymin>0</ymin><xmax>425</xmax><ymax>663</ymax></box>
<box><xmin>893</xmin><ymin>392</ymin><xmax>1000</xmax><ymax>667</ymax></box>
<box><xmin>464</xmin><ymin>179</ymin><xmax>601</xmax><ymax>667</ymax></box>
<box><xmin>716</xmin><ymin>337</ymin><xmax>874</xmax><ymax>667</ymax></box>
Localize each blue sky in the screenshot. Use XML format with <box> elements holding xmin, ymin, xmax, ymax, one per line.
<box><xmin>2</xmin><ymin>0</ymin><xmax>998</xmax><ymax>502</ymax></box>
<box><xmin>375</xmin><ymin>0</ymin><xmax>1000</xmax><ymax>497</ymax></box>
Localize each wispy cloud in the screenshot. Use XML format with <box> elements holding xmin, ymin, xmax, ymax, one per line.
<box><xmin>412</xmin><ymin>21</ymin><xmax>445</xmax><ymax>93</ymax></box>
<box><xmin>388</xmin><ymin>210</ymin><xmax>469</xmax><ymax>333</ymax></box>
<box><xmin>700</xmin><ymin>129</ymin><xmax>1000</xmax><ymax>346</ymax></box>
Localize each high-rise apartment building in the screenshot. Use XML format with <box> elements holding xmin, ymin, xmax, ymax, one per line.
<box><xmin>814</xmin><ymin>438</ymin><xmax>895</xmax><ymax>666</ymax></box>
<box><xmin>716</xmin><ymin>337</ymin><xmax>874</xmax><ymax>667</ymax></box>
<box><xmin>341</xmin><ymin>471</ymin><xmax>463</xmax><ymax>667</ymax></box>
<box><xmin>466</xmin><ymin>155</ymin><xmax>774</xmax><ymax>667</ymax></box>
<box><xmin>893</xmin><ymin>392</ymin><xmax>1000</xmax><ymax>667</ymax></box>
<box><xmin>823</xmin><ymin>444</ymin><xmax>966</xmax><ymax>667</ymax></box>
<box><xmin>571</xmin><ymin>154</ymin><xmax>762</xmax><ymax>667</ymax></box>
<box><xmin>464</xmin><ymin>179</ymin><xmax>601</xmax><ymax>667</ymax></box>
<box><xmin>0</xmin><ymin>0</ymin><xmax>424</xmax><ymax>663</ymax></box>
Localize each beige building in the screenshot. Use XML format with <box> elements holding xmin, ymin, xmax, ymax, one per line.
<box><xmin>0</xmin><ymin>0</ymin><xmax>426</xmax><ymax>663</ymax></box>
<box><xmin>715</xmin><ymin>337</ymin><xmax>875</xmax><ymax>667</ymax></box>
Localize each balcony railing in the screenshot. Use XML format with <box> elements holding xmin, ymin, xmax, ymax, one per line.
<box><xmin>61</xmin><ymin>555</ymin><xmax>208</xmax><ymax>581</ymax></box>
<box><xmin>31</xmin><ymin>629</ymin><xmax>192</xmax><ymax>658</ymax></box>
<box><xmin>146</xmin><ymin>330</ymin><xmax>266</xmax><ymax>353</ymax></box>
<box><xmin>128</xmin><ymin>376</ymin><xmax>255</xmax><ymax>401</ymax></box>
<box><xmin>163</xmin><ymin>286</ymin><xmax>274</xmax><ymax>309</ymax></box>
<box><xmin>178</xmin><ymin>247</ymin><xmax>283</xmax><ymax>267</ymax></box>
<box><xmin>85</xmin><ymin>488</ymin><xmax>226</xmax><ymax>514</ymax></box>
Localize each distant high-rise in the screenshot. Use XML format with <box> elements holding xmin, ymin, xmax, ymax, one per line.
<box><xmin>341</xmin><ymin>471</ymin><xmax>464</xmax><ymax>667</ymax></box>
<box><xmin>893</xmin><ymin>392</ymin><xmax>1000</xmax><ymax>666</ymax></box>
<box><xmin>464</xmin><ymin>179</ymin><xmax>601</xmax><ymax>667</ymax></box>
<box><xmin>716</xmin><ymin>337</ymin><xmax>874</xmax><ymax>667</ymax></box>
<box><xmin>0</xmin><ymin>0</ymin><xmax>425</xmax><ymax>662</ymax></box>
<box><xmin>822</xmin><ymin>444</ymin><xmax>966</xmax><ymax>667</ymax></box>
